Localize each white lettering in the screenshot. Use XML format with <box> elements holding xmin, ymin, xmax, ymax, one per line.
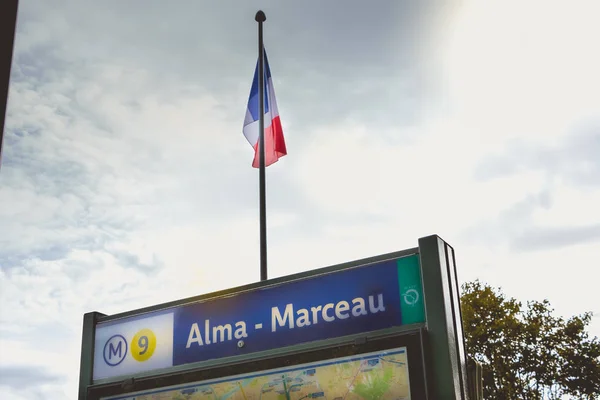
<box><xmin>322</xmin><ymin>303</ymin><xmax>335</xmax><ymax>322</ymax></box>
<box><xmin>204</xmin><ymin>319</ymin><xmax>211</xmax><ymax>345</ymax></box>
<box><xmin>186</xmin><ymin>323</ymin><xmax>204</xmax><ymax>348</ymax></box>
<box><xmin>212</xmin><ymin>324</ymin><xmax>232</xmax><ymax>342</ymax></box>
<box><xmin>335</xmin><ymin>301</ymin><xmax>350</xmax><ymax>319</ymax></box>
<box><xmin>272</xmin><ymin>304</ymin><xmax>294</xmax><ymax>332</ymax></box>
<box><xmin>296</xmin><ymin>309</ymin><xmax>311</xmax><ymax>327</ymax></box>
<box><xmin>369</xmin><ymin>294</ymin><xmax>386</xmax><ymax>313</ymax></box>
<box><xmin>246</xmin><ymin>294</ymin><xmax>387</xmax><ymax>337</ymax></box>
<box><xmin>352</xmin><ymin>297</ymin><xmax>368</xmax><ymax>316</ymax></box>
<box><xmin>311</xmin><ymin>306</ymin><xmax>322</xmax><ymax>324</ymax></box>
<box><xmin>235</xmin><ymin>321</ymin><xmax>248</xmax><ymax>339</ymax></box>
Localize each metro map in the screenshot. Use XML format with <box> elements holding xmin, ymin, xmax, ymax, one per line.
<box><xmin>107</xmin><ymin>348</ymin><xmax>411</xmax><ymax>400</ymax></box>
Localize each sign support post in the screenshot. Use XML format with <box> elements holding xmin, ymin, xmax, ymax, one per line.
<box><xmin>419</xmin><ymin>235</ymin><xmax>469</xmax><ymax>400</ymax></box>
<box><xmin>78</xmin><ymin>312</ymin><xmax>105</xmax><ymax>400</ymax></box>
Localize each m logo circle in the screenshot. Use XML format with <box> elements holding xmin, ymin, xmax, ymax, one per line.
<box><xmin>103</xmin><ymin>334</ymin><xmax>128</xmax><ymax>366</ymax></box>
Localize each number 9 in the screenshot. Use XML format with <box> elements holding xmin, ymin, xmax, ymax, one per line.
<box><xmin>131</xmin><ymin>329</ymin><xmax>156</xmax><ymax>362</ymax></box>
<box><xmin>138</xmin><ymin>335</ymin><xmax>148</xmax><ymax>355</ymax></box>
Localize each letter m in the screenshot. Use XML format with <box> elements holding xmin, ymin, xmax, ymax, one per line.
<box><xmin>213</xmin><ymin>324</ymin><xmax>232</xmax><ymax>342</ymax></box>
<box><xmin>109</xmin><ymin>341</ymin><xmax>122</xmax><ymax>359</ymax></box>
<box><xmin>271</xmin><ymin>304</ymin><xmax>294</xmax><ymax>332</ymax></box>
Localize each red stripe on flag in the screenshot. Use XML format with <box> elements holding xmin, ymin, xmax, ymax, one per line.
<box><xmin>252</xmin><ymin>116</ymin><xmax>287</xmax><ymax>168</ymax></box>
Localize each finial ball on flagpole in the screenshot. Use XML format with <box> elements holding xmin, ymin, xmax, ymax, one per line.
<box><xmin>255</xmin><ymin>10</ymin><xmax>266</xmax><ymax>22</ymax></box>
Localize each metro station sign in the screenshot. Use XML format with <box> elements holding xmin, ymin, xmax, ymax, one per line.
<box><xmin>92</xmin><ymin>253</ymin><xmax>425</xmax><ymax>381</ymax></box>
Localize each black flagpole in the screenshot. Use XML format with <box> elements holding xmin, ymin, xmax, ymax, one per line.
<box><xmin>256</xmin><ymin>10</ymin><xmax>268</xmax><ymax>281</ymax></box>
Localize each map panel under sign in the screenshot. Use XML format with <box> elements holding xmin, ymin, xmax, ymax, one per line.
<box><xmin>102</xmin><ymin>347</ymin><xmax>412</xmax><ymax>400</ymax></box>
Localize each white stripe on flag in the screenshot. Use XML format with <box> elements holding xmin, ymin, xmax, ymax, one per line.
<box><xmin>243</xmin><ymin>114</ymin><xmax>274</xmax><ymax>147</ymax></box>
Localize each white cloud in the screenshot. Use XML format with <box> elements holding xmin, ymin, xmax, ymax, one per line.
<box><xmin>442</xmin><ymin>0</ymin><xmax>600</xmax><ymax>147</ymax></box>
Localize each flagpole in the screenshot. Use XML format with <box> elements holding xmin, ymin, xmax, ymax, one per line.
<box><xmin>255</xmin><ymin>10</ymin><xmax>268</xmax><ymax>281</ymax></box>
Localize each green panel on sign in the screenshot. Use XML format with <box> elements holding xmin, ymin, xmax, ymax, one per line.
<box><xmin>397</xmin><ymin>255</ymin><xmax>426</xmax><ymax>324</ymax></box>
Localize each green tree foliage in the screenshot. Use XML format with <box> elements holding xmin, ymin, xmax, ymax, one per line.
<box><xmin>461</xmin><ymin>280</ymin><xmax>600</xmax><ymax>399</ymax></box>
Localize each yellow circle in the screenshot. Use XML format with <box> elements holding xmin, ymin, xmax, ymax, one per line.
<box><xmin>131</xmin><ymin>328</ymin><xmax>157</xmax><ymax>362</ymax></box>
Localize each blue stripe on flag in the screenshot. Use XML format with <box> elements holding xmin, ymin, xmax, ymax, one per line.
<box><xmin>247</xmin><ymin>50</ymin><xmax>271</xmax><ymax>121</ymax></box>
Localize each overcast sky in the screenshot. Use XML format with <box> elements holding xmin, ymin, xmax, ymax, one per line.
<box><xmin>1</xmin><ymin>0</ymin><xmax>599</xmax><ymax>398</ymax></box>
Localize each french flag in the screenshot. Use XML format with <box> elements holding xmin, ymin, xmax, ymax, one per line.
<box><xmin>243</xmin><ymin>49</ymin><xmax>287</xmax><ymax>168</ymax></box>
